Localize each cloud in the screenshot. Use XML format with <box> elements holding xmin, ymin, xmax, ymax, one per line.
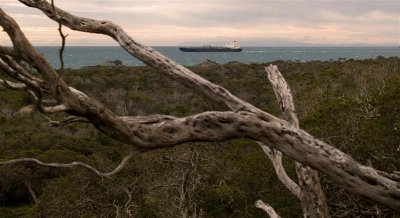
<box><xmin>0</xmin><ymin>0</ymin><xmax>398</xmax><ymax>46</ymax></box>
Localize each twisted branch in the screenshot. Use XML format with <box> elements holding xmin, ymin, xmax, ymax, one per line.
<box><xmin>0</xmin><ymin>152</ymin><xmax>134</xmax><ymax>178</ymax></box>
<box><xmin>51</xmin><ymin>0</ymin><xmax>68</xmax><ymax>75</ymax></box>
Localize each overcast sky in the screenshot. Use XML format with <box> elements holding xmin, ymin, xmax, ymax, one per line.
<box><xmin>1</xmin><ymin>0</ymin><xmax>399</xmax><ymax>46</ymax></box>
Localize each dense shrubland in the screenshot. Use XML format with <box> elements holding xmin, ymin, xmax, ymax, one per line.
<box><xmin>0</xmin><ymin>57</ymin><xmax>398</xmax><ymax>217</ymax></box>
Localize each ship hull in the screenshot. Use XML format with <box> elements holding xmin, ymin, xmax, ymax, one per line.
<box><xmin>179</xmin><ymin>47</ymin><xmax>242</xmax><ymax>52</ymax></box>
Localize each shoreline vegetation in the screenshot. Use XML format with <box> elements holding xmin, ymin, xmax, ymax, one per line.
<box><xmin>95</xmin><ymin>55</ymin><xmax>398</xmax><ymax>68</ymax></box>
<box><xmin>0</xmin><ymin>57</ymin><xmax>399</xmax><ymax>217</ymax></box>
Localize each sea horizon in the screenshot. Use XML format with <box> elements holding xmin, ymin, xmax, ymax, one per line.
<box><xmin>34</xmin><ymin>46</ymin><xmax>399</xmax><ymax>69</ymax></box>
<box><xmin>32</xmin><ymin>45</ymin><xmax>399</xmax><ymax>47</ymax></box>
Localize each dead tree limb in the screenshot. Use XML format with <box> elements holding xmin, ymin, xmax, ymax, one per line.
<box><xmin>264</xmin><ymin>65</ymin><xmax>329</xmax><ymax>217</ymax></box>
<box><xmin>0</xmin><ymin>54</ymin><xmax>43</xmax><ymax>84</ymax></box>
<box><xmin>24</xmin><ymin>180</ymin><xmax>39</xmax><ymax>205</ymax></box>
<box><xmin>255</xmin><ymin>65</ymin><xmax>301</xmax><ymax>201</ymax></box>
<box><xmin>0</xmin><ymin>46</ymin><xmax>15</xmax><ymax>57</ymax></box>
<box><xmin>0</xmin><ymin>152</ymin><xmax>134</xmax><ymax>178</ymax></box>
<box><xmin>257</xmin><ymin>142</ymin><xmax>301</xmax><ymax>198</ymax></box>
<box><xmin>255</xmin><ymin>200</ymin><xmax>281</xmax><ymax>218</ymax></box>
<box><xmin>45</xmin><ymin>115</ymin><xmax>90</xmax><ymax>127</ymax></box>
<box><xmin>0</xmin><ymin>78</ymin><xmax>27</xmax><ymax>90</ymax></box>
<box><xmin>0</xmin><ymin>2</ymin><xmax>398</xmax><ymax>210</ymax></box>
<box><xmin>0</xmin><ymin>56</ymin><xmax>42</xmax><ymax>90</ymax></box>
<box><xmin>123</xmin><ymin>187</ymin><xmax>134</xmax><ymax>217</ymax></box>
<box><xmin>50</xmin><ymin>0</ymin><xmax>68</xmax><ymax>76</ymax></box>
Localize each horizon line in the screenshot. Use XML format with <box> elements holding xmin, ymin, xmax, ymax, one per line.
<box><xmin>27</xmin><ymin>45</ymin><xmax>400</xmax><ymax>47</ymax></box>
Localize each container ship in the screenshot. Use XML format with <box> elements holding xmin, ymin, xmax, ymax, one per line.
<box><xmin>179</xmin><ymin>41</ymin><xmax>242</xmax><ymax>52</ymax></box>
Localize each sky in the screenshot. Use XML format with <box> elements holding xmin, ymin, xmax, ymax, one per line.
<box><xmin>0</xmin><ymin>0</ymin><xmax>399</xmax><ymax>46</ymax></box>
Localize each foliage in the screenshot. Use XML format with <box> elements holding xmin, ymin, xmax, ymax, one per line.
<box><xmin>0</xmin><ymin>57</ymin><xmax>399</xmax><ymax>217</ymax></box>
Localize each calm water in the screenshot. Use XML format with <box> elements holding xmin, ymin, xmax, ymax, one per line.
<box><xmin>36</xmin><ymin>46</ymin><xmax>399</xmax><ymax>69</ymax></box>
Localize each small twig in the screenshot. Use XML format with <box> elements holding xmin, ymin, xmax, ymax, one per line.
<box><xmin>180</xmin><ymin>149</ymin><xmax>199</xmax><ymax>218</ymax></box>
<box><xmin>123</xmin><ymin>187</ymin><xmax>134</xmax><ymax>216</ymax></box>
<box><xmin>148</xmin><ymin>184</ymin><xmax>180</xmax><ymax>191</ymax></box>
<box><xmin>45</xmin><ymin>115</ymin><xmax>90</xmax><ymax>127</ymax></box>
<box><xmin>51</xmin><ymin>0</ymin><xmax>68</xmax><ymax>79</ymax></box>
<box><xmin>57</xmin><ymin>22</ymin><xmax>68</xmax><ymax>74</ymax></box>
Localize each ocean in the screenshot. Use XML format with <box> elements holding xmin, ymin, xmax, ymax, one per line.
<box><xmin>36</xmin><ymin>46</ymin><xmax>399</xmax><ymax>69</ymax></box>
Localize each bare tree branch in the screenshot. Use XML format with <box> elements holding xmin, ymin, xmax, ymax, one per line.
<box><xmin>39</xmin><ymin>104</ymin><xmax>67</xmax><ymax>113</ymax></box>
<box><xmin>0</xmin><ymin>7</ymin><xmax>133</xmax><ymax>145</ymax></box>
<box><xmin>28</xmin><ymin>87</ymin><xmax>68</xmax><ymax>114</ymax></box>
<box><xmin>0</xmin><ymin>152</ymin><xmax>134</xmax><ymax>178</ymax></box>
<box><xmin>24</xmin><ymin>180</ymin><xmax>39</xmax><ymax>205</ymax></box>
<box><xmin>0</xmin><ymin>56</ymin><xmax>42</xmax><ymax>90</ymax></box>
<box><xmin>264</xmin><ymin>64</ymin><xmax>329</xmax><ymax>217</ymax></box>
<box><xmin>0</xmin><ymin>54</ymin><xmax>43</xmax><ymax>84</ymax></box>
<box><xmin>255</xmin><ymin>200</ymin><xmax>281</xmax><ymax>218</ymax></box>
<box><xmin>0</xmin><ymin>46</ymin><xmax>15</xmax><ymax>57</ymax></box>
<box><xmin>45</xmin><ymin>115</ymin><xmax>90</xmax><ymax>127</ymax></box>
<box><xmin>257</xmin><ymin>142</ymin><xmax>301</xmax><ymax>198</ymax></box>
<box><xmin>123</xmin><ymin>187</ymin><xmax>134</xmax><ymax>217</ymax></box>
<box><xmin>0</xmin><ymin>78</ymin><xmax>27</xmax><ymax>90</ymax></box>
<box><xmin>0</xmin><ymin>55</ymin><xmax>69</xmax><ymax>114</ymax></box>
<box><xmin>51</xmin><ymin>0</ymin><xmax>68</xmax><ymax>77</ymax></box>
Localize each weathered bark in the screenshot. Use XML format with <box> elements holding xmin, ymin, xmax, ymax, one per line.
<box><xmin>0</xmin><ymin>78</ymin><xmax>27</xmax><ymax>90</ymax></box>
<box><xmin>0</xmin><ymin>2</ymin><xmax>398</xmax><ymax>211</ymax></box>
<box><xmin>255</xmin><ymin>200</ymin><xmax>281</xmax><ymax>218</ymax></box>
<box><xmin>265</xmin><ymin>65</ymin><xmax>329</xmax><ymax>217</ymax></box>
<box><xmin>0</xmin><ymin>56</ymin><xmax>42</xmax><ymax>90</ymax></box>
<box><xmin>0</xmin><ymin>46</ymin><xmax>15</xmax><ymax>57</ymax></box>
<box><xmin>257</xmin><ymin>142</ymin><xmax>301</xmax><ymax>198</ymax></box>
